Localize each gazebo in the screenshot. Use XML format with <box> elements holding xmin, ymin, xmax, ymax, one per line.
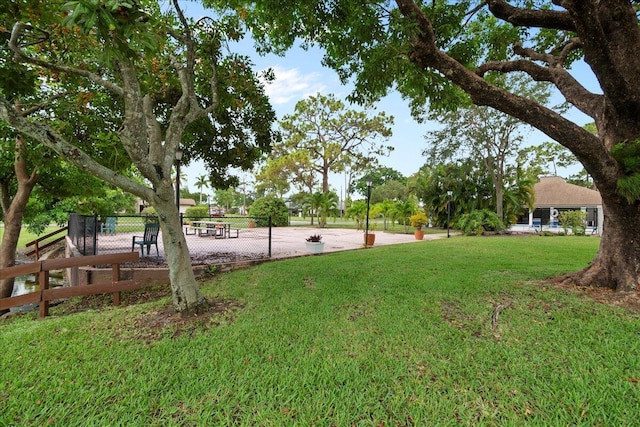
<box><xmin>516</xmin><ymin>176</ymin><xmax>603</xmax><ymax>234</ymax></box>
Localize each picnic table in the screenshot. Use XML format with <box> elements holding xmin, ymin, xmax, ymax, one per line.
<box><xmin>185</xmin><ymin>221</ymin><xmax>239</xmax><ymax>238</ymax></box>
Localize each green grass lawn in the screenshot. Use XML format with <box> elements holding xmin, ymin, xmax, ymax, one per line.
<box><xmin>2</xmin><ymin>236</ymin><xmax>639</xmax><ymax>426</ymax></box>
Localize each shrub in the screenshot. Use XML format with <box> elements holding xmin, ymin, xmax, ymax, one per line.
<box><xmin>248</xmin><ymin>196</ymin><xmax>289</xmax><ymax>227</ymax></box>
<box><xmin>559</xmin><ymin>210</ymin><xmax>587</xmax><ymax>235</ymax></box>
<box><xmin>410</xmin><ymin>212</ymin><xmax>428</xmax><ymax>229</ymax></box>
<box><xmin>185</xmin><ymin>206</ymin><xmax>209</xmax><ymax>220</ymax></box>
<box><xmin>458</xmin><ymin>209</ymin><xmax>505</xmax><ymax>236</ymax></box>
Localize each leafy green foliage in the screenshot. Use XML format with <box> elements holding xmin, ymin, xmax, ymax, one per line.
<box><xmin>558</xmin><ymin>210</ymin><xmax>587</xmax><ymax>236</ymax></box>
<box><xmin>458</xmin><ymin>209</ymin><xmax>505</xmax><ymax>236</ymax></box>
<box><xmin>409</xmin><ymin>211</ymin><xmax>428</xmax><ymax>229</ymax></box>
<box><xmin>140</xmin><ymin>206</ymin><xmax>158</xmax><ymax>223</ymax></box>
<box><xmin>612</xmin><ymin>139</ymin><xmax>640</xmax><ymax>203</ymax></box>
<box><xmin>184</xmin><ymin>206</ymin><xmax>209</xmax><ymax>220</ymax></box>
<box><xmin>412</xmin><ymin>160</ymin><xmax>533</xmax><ymax>228</ymax></box>
<box><xmin>391</xmin><ymin>198</ymin><xmax>416</xmax><ymax>233</ymax></box>
<box><xmin>303</xmin><ymin>191</ymin><xmax>340</xmax><ymax>227</ymax></box>
<box><xmin>183</xmin><ymin>54</ymin><xmax>278</xmax><ymax>189</ymax></box>
<box><xmin>352</xmin><ymin>166</ymin><xmax>406</xmax><ymax>197</ymax></box>
<box><xmin>345</xmin><ymin>200</ymin><xmax>367</xmax><ymax>230</ymax></box>
<box><xmin>248</xmin><ymin>195</ymin><xmax>288</xmax><ymax>226</ymax></box>
<box><xmin>61</xmin><ymin>0</ymin><xmax>162</xmax><ymax>60</ymax></box>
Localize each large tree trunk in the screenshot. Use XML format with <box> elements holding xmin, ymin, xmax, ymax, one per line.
<box><xmin>151</xmin><ymin>186</ymin><xmax>209</xmax><ymax>315</ymax></box>
<box><xmin>564</xmin><ymin>193</ymin><xmax>640</xmax><ymax>291</ymax></box>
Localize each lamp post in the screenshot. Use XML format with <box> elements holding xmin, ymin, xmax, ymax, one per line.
<box><xmin>447</xmin><ymin>190</ymin><xmax>453</xmax><ymax>238</ymax></box>
<box><xmin>365</xmin><ymin>180</ymin><xmax>372</xmax><ymax>248</ymax></box>
<box><xmin>175</xmin><ymin>148</ymin><xmax>183</xmax><ymax>210</ymax></box>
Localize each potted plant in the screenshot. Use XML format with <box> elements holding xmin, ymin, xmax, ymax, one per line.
<box><xmin>410</xmin><ymin>212</ymin><xmax>428</xmax><ymax>240</ymax></box>
<box><xmin>305</xmin><ymin>234</ymin><xmax>325</xmax><ymax>254</ymax></box>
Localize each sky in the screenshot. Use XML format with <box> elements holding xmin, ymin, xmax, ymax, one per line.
<box><xmin>179</xmin><ymin>3</ymin><xmax>597</xmax><ymax>201</ymax></box>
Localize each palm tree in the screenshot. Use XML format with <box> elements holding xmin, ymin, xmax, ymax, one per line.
<box><xmin>171</xmin><ymin>167</ymin><xmax>188</xmax><ymax>196</ymax></box>
<box><xmin>195</xmin><ymin>175</ymin><xmax>208</xmax><ymax>204</ymax></box>
<box><xmin>371</xmin><ymin>199</ymin><xmax>395</xmax><ymax>230</ymax></box>
<box><xmin>345</xmin><ymin>200</ymin><xmax>367</xmax><ymax>230</ymax></box>
<box><xmin>392</xmin><ymin>199</ymin><xmax>417</xmax><ymax>234</ymax></box>
<box><xmin>316</xmin><ymin>191</ymin><xmax>340</xmax><ymax>227</ymax></box>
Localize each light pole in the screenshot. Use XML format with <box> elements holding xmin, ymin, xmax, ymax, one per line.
<box><xmin>365</xmin><ymin>180</ymin><xmax>372</xmax><ymax>248</ymax></box>
<box><xmin>447</xmin><ymin>190</ymin><xmax>453</xmax><ymax>238</ymax></box>
<box><xmin>175</xmin><ymin>148</ymin><xmax>183</xmax><ymax>210</ymax></box>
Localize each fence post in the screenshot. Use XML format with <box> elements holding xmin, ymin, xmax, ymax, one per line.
<box><xmin>38</xmin><ymin>266</ymin><xmax>50</xmax><ymax>318</ymax></box>
<box><xmin>92</xmin><ymin>213</ymin><xmax>98</xmax><ymax>255</ymax></box>
<box><xmin>268</xmin><ymin>216</ymin><xmax>272</xmax><ymax>258</ymax></box>
<box><xmin>112</xmin><ymin>263</ymin><xmax>121</xmax><ymax>306</ymax></box>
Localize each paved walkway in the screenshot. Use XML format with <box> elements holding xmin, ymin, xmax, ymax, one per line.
<box><xmin>269</xmin><ymin>227</ymin><xmax>448</xmax><ymax>259</ymax></box>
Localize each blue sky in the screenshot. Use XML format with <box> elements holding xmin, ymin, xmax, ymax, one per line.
<box><xmin>180</xmin><ymin>3</ymin><xmax>597</xmax><ymax>199</ymax></box>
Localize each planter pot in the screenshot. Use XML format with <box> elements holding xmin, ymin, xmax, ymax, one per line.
<box><xmin>414</xmin><ymin>229</ymin><xmax>425</xmax><ymax>240</ymax></box>
<box><xmin>248</xmin><ymin>221</ymin><xmax>256</xmax><ymax>228</ymax></box>
<box><xmin>364</xmin><ymin>233</ymin><xmax>375</xmax><ymax>246</ymax></box>
<box><xmin>305</xmin><ymin>241</ymin><xmax>325</xmax><ymax>254</ymax></box>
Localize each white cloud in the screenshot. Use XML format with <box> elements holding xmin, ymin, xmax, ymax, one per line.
<box><xmin>261</xmin><ymin>66</ymin><xmax>327</xmax><ymax>106</ymax></box>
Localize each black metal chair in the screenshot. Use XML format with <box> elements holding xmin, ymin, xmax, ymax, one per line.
<box><xmin>131</xmin><ymin>223</ymin><xmax>160</xmax><ymax>256</ymax></box>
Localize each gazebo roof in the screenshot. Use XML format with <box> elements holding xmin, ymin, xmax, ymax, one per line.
<box><xmin>534</xmin><ymin>176</ymin><xmax>602</xmax><ymax>207</ymax></box>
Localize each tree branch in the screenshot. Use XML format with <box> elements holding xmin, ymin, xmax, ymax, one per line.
<box><xmin>486</xmin><ymin>0</ymin><xmax>575</xmax><ymax>31</ymax></box>
<box><xmin>477</xmin><ymin>54</ymin><xmax>604</xmax><ymax>121</ymax></box>
<box><xmin>19</xmin><ymin>91</ymin><xmax>72</xmax><ymax>117</ymax></box>
<box><xmin>9</xmin><ymin>22</ymin><xmax>124</xmax><ymax>97</ymax></box>
<box><xmin>394</xmin><ymin>0</ymin><xmax>616</xmax><ymax>187</ymax></box>
<box><xmin>0</xmin><ymin>97</ymin><xmax>153</xmax><ymax>201</ymax></box>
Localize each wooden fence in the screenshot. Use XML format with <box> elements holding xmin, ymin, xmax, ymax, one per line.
<box><xmin>0</xmin><ymin>252</ymin><xmax>145</xmax><ymax>318</ymax></box>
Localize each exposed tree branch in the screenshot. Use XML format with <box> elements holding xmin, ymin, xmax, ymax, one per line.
<box><xmin>486</xmin><ymin>0</ymin><xmax>575</xmax><ymax>31</ymax></box>
<box><xmin>394</xmin><ymin>0</ymin><xmax>616</xmax><ymax>188</ymax></box>
<box><xmin>477</xmin><ymin>46</ymin><xmax>604</xmax><ymax>120</ymax></box>
<box><xmin>9</xmin><ymin>22</ymin><xmax>124</xmax><ymax>97</ymax></box>
<box><xmin>491</xmin><ymin>301</ymin><xmax>511</xmax><ymax>331</ymax></box>
<box><xmin>20</xmin><ymin>91</ymin><xmax>71</xmax><ymax>117</ymax></box>
<box><xmin>0</xmin><ymin>97</ymin><xmax>153</xmax><ymax>201</ymax></box>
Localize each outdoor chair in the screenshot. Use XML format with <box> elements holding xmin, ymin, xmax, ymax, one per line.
<box><xmin>132</xmin><ymin>223</ymin><xmax>160</xmax><ymax>256</ymax></box>
<box><xmin>101</xmin><ymin>217</ymin><xmax>117</xmax><ymax>235</ymax></box>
